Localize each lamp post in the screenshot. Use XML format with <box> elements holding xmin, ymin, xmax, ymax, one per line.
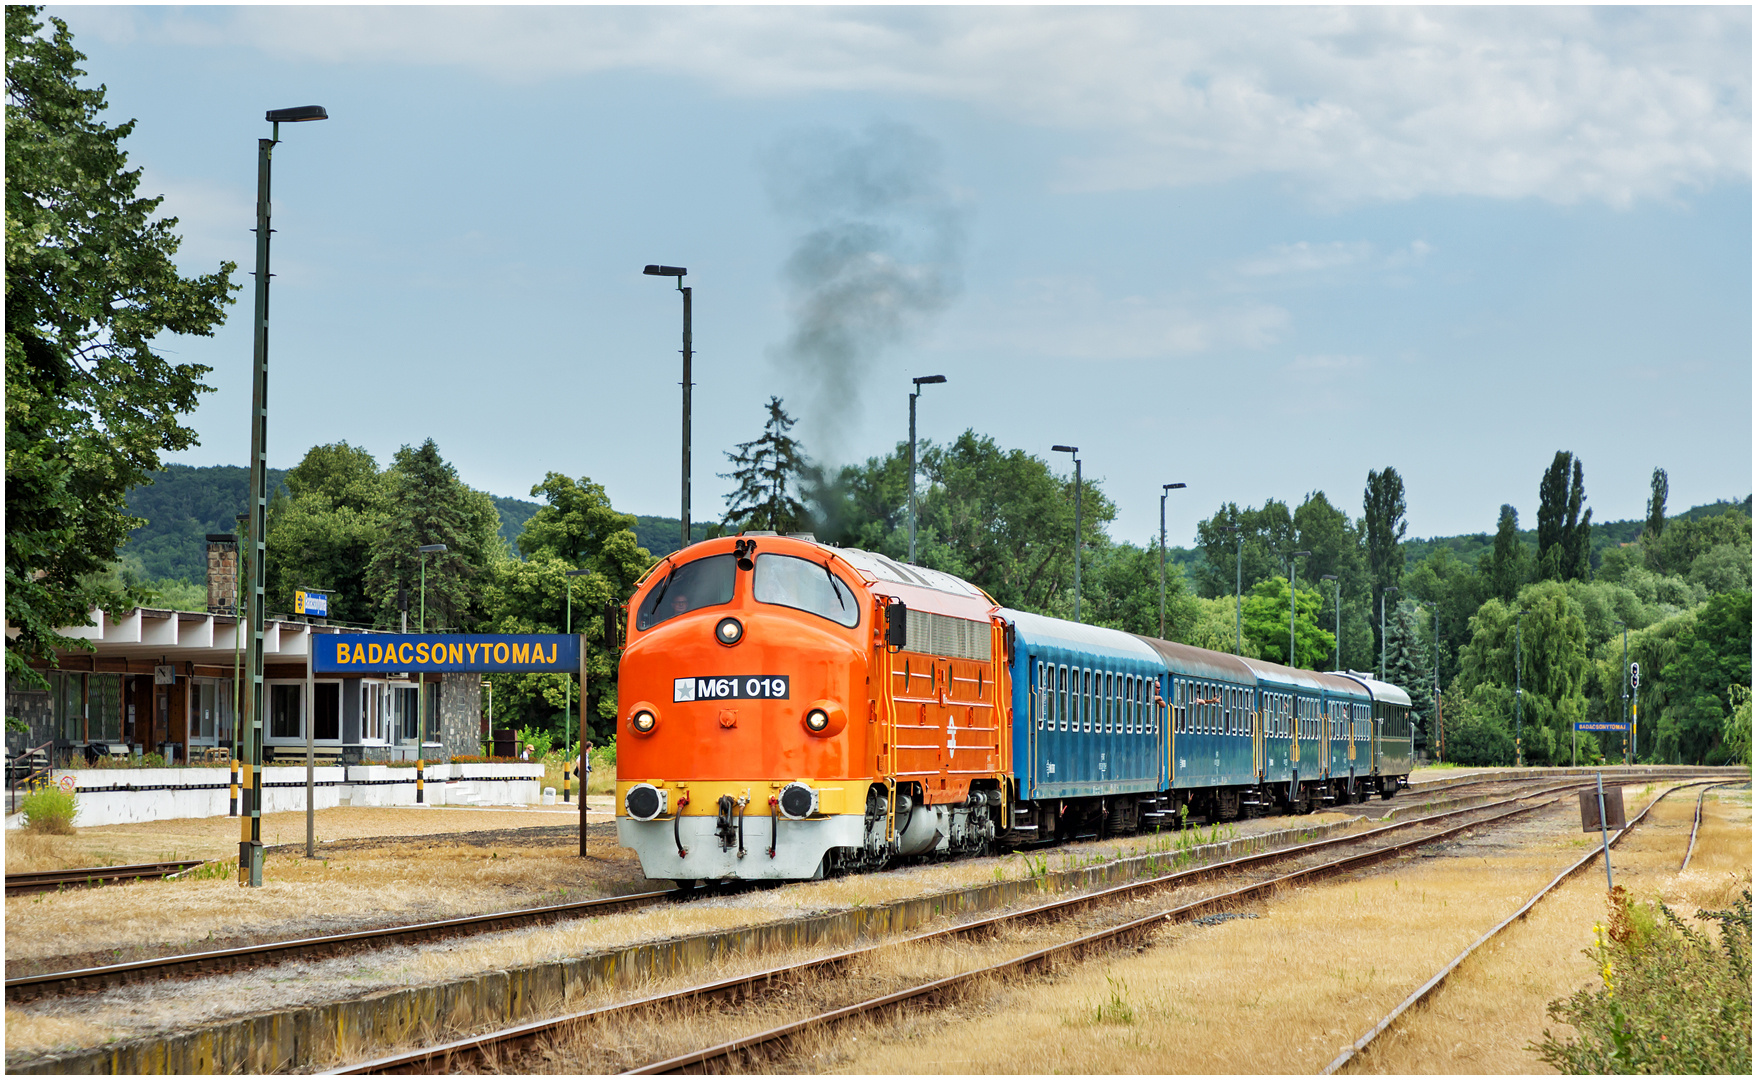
<box><xmin>564</xmin><ymin>568</ymin><xmax>591</xmax><ymax>803</ymax></box>
<box><xmin>416</xmin><ymin>543</ymin><xmax>446</xmax><ymax>751</ymax></box>
<box><xmin>1287</xmin><ymin>551</ymin><xmax>1311</xmax><ymax>666</ymax></box>
<box><xmin>1380</xmin><ymin>585</ymin><xmax>1399</xmax><ymax>681</ymax></box>
<box><xmin>1321</xmin><ymin>575</ymin><xmax>1339</xmax><ymax>669</ymax></box>
<box><xmin>908</xmin><ymin>375</ymin><xmax>947</xmax><ymax>564</ymax></box>
<box><xmin>1158</xmin><ymin>482</ymin><xmax>1187</xmax><ymax>637</ymax></box>
<box><xmin>1052</xmin><ymin>445</ymin><xmax>1082</xmax><ymax>621</ymax></box>
<box><xmin>1515</xmin><ymin>608</ymin><xmax>1530</xmax><ymax>768</ymax></box>
<box><xmin>1223</xmin><ymin>524</ymin><xmax>1243</xmax><ymax>654</ymax></box>
<box><xmin>241</xmin><ymin>104</ymin><xmax>327</xmax><ymax>889</ymax></box>
<box><xmin>643</xmin><ymin>264</ymin><xmax>691</xmax><ymax>550</ymax></box>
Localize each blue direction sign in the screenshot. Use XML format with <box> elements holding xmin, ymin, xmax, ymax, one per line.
<box><xmin>1575</xmin><ymin>722</ymin><xmax>1630</xmax><ymax>732</ymax></box>
<box><xmin>294</xmin><ymin>590</ymin><xmax>329</xmax><ymax>617</ymax></box>
<box><xmin>313</xmin><ymin>634</ymin><xmax>580</xmax><ymax>673</ymax></box>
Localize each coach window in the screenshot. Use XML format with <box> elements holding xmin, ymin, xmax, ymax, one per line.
<box><xmin>1082</xmin><ymin>669</ymin><xmax>1092</xmax><ymax>733</ymax></box>
<box><xmin>1035</xmin><ymin>663</ymin><xmax>1046</xmax><ymax>730</ymax></box>
<box><xmin>752</xmin><ymin>554</ymin><xmax>860</xmax><ymax>628</ymax></box>
<box><xmin>1105</xmin><ymin>672</ymin><xmax>1115</xmax><ymax>734</ymax></box>
<box><xmin>1059</xmin><ymin>666</ymin><xmax>1069</xmax><ymax>732</ymax></box>
<box><xmin>637</xmin><ymin>554</ymin><xmax>737</xmax><ymax>630</ymax></box>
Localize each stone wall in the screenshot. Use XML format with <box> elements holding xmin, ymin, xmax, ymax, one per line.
<box><xmin>439</xmin><ymin>672</ymin><xmax>481</xmax><ymax>761</ymax></box>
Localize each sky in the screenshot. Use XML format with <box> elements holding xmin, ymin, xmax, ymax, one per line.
<box><xmin>47</xmin><ymin>4</ymin><xmax>1753</xmax><ymax>547</ymax></box>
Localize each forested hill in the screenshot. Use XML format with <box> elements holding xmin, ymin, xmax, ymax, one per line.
<box><xmin>118</xmin><ymin>464</ymin><xmax>1749</xmax><ymax>585</ymax></box>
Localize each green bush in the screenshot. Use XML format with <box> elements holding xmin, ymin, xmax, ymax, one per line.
<box><xmin>514</xmin><ymin>725</ymin><xmax>553</xmax><ymax>759</ymax></box>
<box><xmin>20</xmin><ymin>784</ymin><xmax>77</xmax><ymax>834</ymax></box>
<box><xmin>1534</xmin><ymin>888</ymin><xmax>1751</xmax><ymax>1074</ymax></box>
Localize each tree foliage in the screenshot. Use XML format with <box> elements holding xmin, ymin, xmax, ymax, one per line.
<box><xmin>1239</xmin><ymin>577</ymin><xmax>1334</xmax><ymax>668</ymax></box>
<box><xmin>361</xmin><ymin>439</ymin><xmax>504</xmax><ymax>632</ymax></box>
<box><xmin>1537</xmin><ymin>451</ymin><xmax>1593</xmax><ymax>582</ymax></box>
<box><xmin>1646</xmin><ymin>466</ymin><xmax>1668</xmax><ymax>540</ymax></box>
<box><xmin>5</xmin><ymin>7</ymin><xmax>237</xmax><ymax>682</ymax></box>
<box><xmin>1363</xmin><ymin>467</ymin><xmax>1408</xmax><ymax>650</ymax></box>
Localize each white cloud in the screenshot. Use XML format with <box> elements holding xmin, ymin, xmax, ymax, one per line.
<box><xmin>77</xmin><ymin>6</ymin><xmax>1751</xmax><ymax>209</ymax></box>
<box><xmin>1236</xmin><ymin>241</ymin><xmax>1376</xmax><ymax>277</ymax></box>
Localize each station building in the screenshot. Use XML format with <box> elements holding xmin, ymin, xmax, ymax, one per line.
<box><xmin>7</xmin><ymin>540</ymin><xmax>484</xmax><ymax>772</ymax></box>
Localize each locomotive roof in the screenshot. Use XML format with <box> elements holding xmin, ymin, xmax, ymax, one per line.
<box><xmin>831</xmin><ymin>546</ymin><xmax>989</xmax><ymax>601</ymax></box>
<box><xmin>1328</xmin><ymin>670</ymin><xmax>1414</xmax><ymax>707</ymax></box>
<box><xmin>1129</xmin><ymin>635</ymin><xmax>1260</xmax><ymax>685</ymax></box>
<box><xmin>1000</xmin><ymin>608</ymin><xmax>1164</xmax><ymax>664</ymax></box>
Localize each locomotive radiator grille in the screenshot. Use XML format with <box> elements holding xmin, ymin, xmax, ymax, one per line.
<box><xmin>903</xmin><ymin>610</ymin><xmax>992</xmax><ymax>662</ymax></box>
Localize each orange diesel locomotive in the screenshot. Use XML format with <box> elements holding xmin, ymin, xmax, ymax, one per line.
<box><xmin>615</xmin><ymin>534</ymin><xmax>1011</xmax><ymax>883</ymax></box>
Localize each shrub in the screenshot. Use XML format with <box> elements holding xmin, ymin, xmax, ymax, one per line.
<box><xmin>21</xmin><ymin>784</ymin><xmax>77</xmax><ymax>834</ymax></box>
<box><xmin>515</xmin><ymin>725</ymin><xmax>553</xmax><ymax>760</ymax></box>
<box><xmin>1534</xmin><ymin>888</ymin><xmax>1751</xmax><ymax>1074</ymax></box>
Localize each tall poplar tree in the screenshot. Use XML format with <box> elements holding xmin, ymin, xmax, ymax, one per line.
<box><xmin>5</xmin><ymin>7</ymin><xmax>238</xmax><ymax>681</ymax></box>
<box><xmin>1363</xmin><ymin>466</ymin><xmax>1408</xmax><ymax>661</ymax></box>
<box><xmin>1645</xmin><ymin>467</ymin><xmax>1668</xmax><ymax>540</ymax></box>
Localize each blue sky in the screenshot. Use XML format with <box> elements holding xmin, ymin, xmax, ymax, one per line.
<box><xmin>53</xmin><ymin>5</ymin><xmax>1752</xmax><ymax>546</ymax></box>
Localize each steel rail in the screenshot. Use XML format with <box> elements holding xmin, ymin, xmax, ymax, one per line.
<box><xmin>1680</xmin><ymin>781</ymin><xmax>1743</xmax><ymax>872</ymax></box>
<box><xmin>4</xmin><ymin>885</ymin><xmax>694</xmax><ymax>1002</ymax></box>
<box><xmin>335</xmin><ymin>775</ymin><xmax>1653</xmax><ymax>1075</ymax></box>
<box><xmin>4</xmin><ymin>860</ymin><xmax>206</xmax><ymax>897</ymax></box>
<box><xmin>625</xmin><ymin>793</ymin><xmax>1588</xmax><ymax>1075</ymax></box>
<box><xmin>1322</xmin><ymin>777</ymin><xmax>1729</xmax><ymax>1075</ymax></box>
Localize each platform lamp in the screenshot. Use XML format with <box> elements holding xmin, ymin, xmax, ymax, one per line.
<box><xmin>416</xmin><ymin>544</ymin><xmax>447</xmax><ymax>751</ymax></box>
<box><xmin>642</xmin><ymin>264</ymin><xmax>691</xmax><ymax>550</ymax></box>
<box><xmin>564</xmin><ymin>568</ymin><xmax>592</xmax><ymax>803</ymax></box>
<box><xmin>1222</xmin><ymin>524</ymin><xmax>1243</xmax><ymax>654</ymax></box>
<box><xmin>908</xmin><ymin>375</ymin><xmax>947</xmax><ymax>564</ymax></box>
<box><xmin>1286</xmin><ymin>551</ymin><xmax>1311</xmax><ymax>667</ymax></box>
<box><xmin>1158</xmin><ymin>483</ymin><xmax>1186</xmax><ymax>637</ymax></box>
<box><xmin>1379</xmin><ymin>585</ymin><xmax>1398</xmax><ymax>681</ymax></box>
<box><xmin>1052</xmin><ymin>445</ymin><xmax>1082</xmax><ymax>621</ymax></box>
<box><xmin>1320</xmin><ymin>575</ymin><xmax>1339</xmax><ymax>669</ymax></box>
<box><xmin>241</xmin><ymin>104</ymin><xmax>328</xmax><ymax>889</ymax></box>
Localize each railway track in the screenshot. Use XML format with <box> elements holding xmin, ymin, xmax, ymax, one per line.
<box><xmin>3</xmin><ymin>860</ymin><xmax>206</xmax><ymax>897</ymax></box>
<box><xmin>1322</xmin><ymin>777</ymin><xmax>1730</xmax><ymax>1074</ymax></box>
<box><xmin>1681</xmin><ymin>781</ymin><xmax>1746</xmax><ymax>872</ymax></box>
<box><xmin>2</xmin><ymin>771</ymin><xmax>1574</xmax><ymax>1004</ymax></box>
<box><xmin>331</xmin><ymin>773</ymin><xmax>1671</xmax><ymax>1075</ymax></box>
<box><xmin>3</xmin><ymin>885</ymin><xmax>695</xmax><ymax>1003</ymax></box>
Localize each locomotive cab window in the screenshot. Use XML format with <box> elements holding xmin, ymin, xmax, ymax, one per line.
<box><xmin>636</xmin><ymin>554</ymin><xmax>737</xmax><ymax>630</ymax></box>
<box><xmin>752</xmin><ymin>554</ymin><xmax>860</xmax><ymax>628</ymax></box>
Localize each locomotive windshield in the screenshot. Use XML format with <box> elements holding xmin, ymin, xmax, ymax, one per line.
<box><xmin>636</xmin><ymin>554</ymin><xmax>736</xmax><ymax>630</ymax></box>
<box><xmin>752</xmin><ymin>553</ymin><xmax>860</xmax><ymax>628</ymax></box>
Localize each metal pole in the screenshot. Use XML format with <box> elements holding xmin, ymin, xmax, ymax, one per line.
<box><xmin>590</xmin><ymin>628</ymin><xmax>597</xmax><ymax>856</ymax></box>
<box><xmin>418</xmin><ymin>555</ymin><xmax>425</xmax><ymax>753</ymax></box>
<box><xmin>1516</xmin><ymin>611</ymin><xmax>1525</xmax><ymax>769</ymax></box>
<box><xmin>240</xmin><ymin>134</ymin><xmax>274</xmax><ymax>888</ymax></box>
<box><xmin>1596</xmin><ymin>771</ymin><xmax>1613</xmax><ymax>892</ymax></box>
<box><xmin>908</xmin><ymin>388</ymin><xmax>918</xmax><ymax>564</ymax></box>
<box><xmin>231</xmin><ymin>515</ymin><xmax>245</xmax><ymax>817</ymax></box>
<box><xmin>564</xmin><ymin>580</ymin><xmax>572</xmax><ymax>804</ymax></box>
<box><xmin>1073</xmin><ymin>457</ymin><xmax>1082</xmax><ymax>622</ymax></box>
<box><xmin>1235</xmin><ymin>534</ymin><xmax>1243</xmax><ymax>655</ymax></box>
<box><xmin>680</xmin><ymin>284</ymin><xmax>692</xmax><ymax>550</ymax></box>
<box><xmin>1620</xmin><ymin>625</ymin><xmax>1629</xmax><ymax>765</ymax></box>
<box><xmin>1158</xmin><ymin>491</ymin><xmax>1168</xmax><ymax>638</ymax></box>
<box><xmin>305</xmin><ymin>628</ymin><xmax>314</xmax><ymax>858</ymax></box>
<box><xmin>1289</xmin><ymin>556</ymin><xmax>1298</xmax><ymax>666</ymax></box>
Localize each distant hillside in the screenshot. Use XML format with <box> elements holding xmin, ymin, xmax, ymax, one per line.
<box><xmin>120</xmin><ymin>465</ymin><xmax>1750</xmax><ymax>585</ymax></box>
<box><xmin>121</xmin><ymin>465</ymin><xmax>288</xmax><ymax>581</ymax></box>
<box><xmin>492</xmin><ymin>495</ymin><xmax>541</xmax><ymax>553</ymax></box>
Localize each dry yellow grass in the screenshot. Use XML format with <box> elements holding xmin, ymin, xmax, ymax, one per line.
<box><xmin>2</xmin><ymin>803</ymin><xmax>605</xmax><ymax>873</ymax></box>
<box><xmin>2</xmin><ymin>1012</ymin><xmax>130</xmax><ymax>1059</ymax></box>
<box><xmin>823</xmin><ymin>790</ymin><xmax>1736</xmax><ymax>1075</ymax></box>
<box><xmin>1347</xmin><ymin>785</ymin><xmax>1752</xmax><ymax>1074</ymax></box>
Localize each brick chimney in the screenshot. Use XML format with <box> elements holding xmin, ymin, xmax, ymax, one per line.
<box><xmin>205</xmin><ymin>534</ymin><xmax>239</xmax><ymax>614</ymax></box>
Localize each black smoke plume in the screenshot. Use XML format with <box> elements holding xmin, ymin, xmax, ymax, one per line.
<box><xmin>763</xmin><ymin>122</ymin><xmax>965</xmax><ymax>457</ymax></box>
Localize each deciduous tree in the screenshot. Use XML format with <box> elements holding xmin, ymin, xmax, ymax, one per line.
<box><xmin>5</xmin><ymin>7</ymin><xmax>237</xmax><ymax>681</ymax></box>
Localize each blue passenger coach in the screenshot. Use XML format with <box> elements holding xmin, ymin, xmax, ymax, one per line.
<box><xmin>999</xmin><ymin>606</ymin><xmax>1412</xmax><ymax>843</ymax></box>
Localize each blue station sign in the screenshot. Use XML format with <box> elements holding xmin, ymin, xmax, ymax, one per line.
<box><xmin>313</xmin><ymin>634</ymin><xmax>580</xmax><ymax>674</ymax></box>
<box><xmin>1574</xmin><ymin>722</ymin><xmax>1630</xmax><ymax>732</ymax></box>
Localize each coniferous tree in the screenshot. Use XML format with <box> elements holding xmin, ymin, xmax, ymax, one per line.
<box><xmin>1485</xmin><ymin>504</ymin><xmax>1529</xmax><ymax>602</ymax></box>
<box><xmin>721</xmin><ymin>397</ymin><xmax>811</xmax><ymax>534</ymax></box>
<box><xmin>362</xmin><ymin>439</ymin><xmax>503</xmax><ymax>631</ymax></box>
<box><xmin>6</xmin><ymin>7</ymin><xmax>238</xmax><ymax>680</ymax></box>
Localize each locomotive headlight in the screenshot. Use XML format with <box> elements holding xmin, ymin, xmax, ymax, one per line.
<box><xmin>715</xmin><ymin>617</ymin><xmax>744</xmax><ymax>646</ymax></box>
<box><xmin>800</xmin><ymin>699</ymin><xmax>847</xmax><ymax>737</ymax></box>
<box><xmin>627</xmin><ymin>703</ymin><xmax>659</xmax><ymax>736</ymax></box>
